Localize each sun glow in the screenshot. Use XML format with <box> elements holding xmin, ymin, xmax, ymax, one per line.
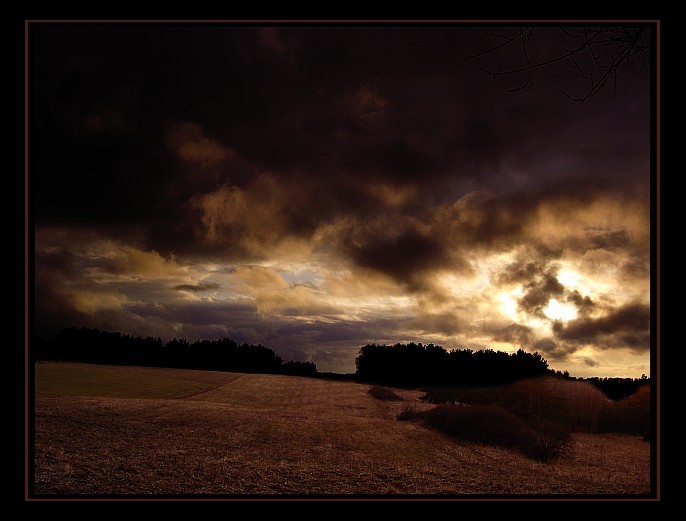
<box><xmin>497</xmin><ymin>289</ymin><xmax>522</xmax><ymax>321</ymax></box>
<box><xmin>557</xmin><ymin>264</ymin><xmax>614</xmax><ymax>300</ymax></box>
<box><xmin>556</xmin><ymin>268</ymin><xmax>582</xmax><ymax>288</ymax></box>
<box><xmin>543</xmin><ymin>298</ymin><xmax>577</xmax><ymax>321</ymax></box>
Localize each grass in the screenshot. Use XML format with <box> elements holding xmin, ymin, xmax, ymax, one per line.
<box><xmin>368</xmin><ymin>385</ymin><xmax>405</xmax><ymax>401</ymax></box>
<box><xmin>35</xmin><ymin>362</ymin><xmax>240</xmax><ymax>399</ymax></box>
<box><xmin>34</xmin><ymin>362</ymin><xmax>650</xmax><ymax>495</ymax></box>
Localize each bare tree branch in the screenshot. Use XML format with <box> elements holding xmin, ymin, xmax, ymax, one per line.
<box><xmin>469</xmin><ymin>28</ymin><xmax>531</xmax><ymax>57</ymax></box>
<box><xmin>474</xmin><ymin>26</ymin><xmax>650</xmax><ymax>103</ymax></box>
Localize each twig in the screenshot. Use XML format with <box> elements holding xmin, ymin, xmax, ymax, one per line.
<box><xmin>474</xmin><ymin>26</ymin><xmax>650</xmax><ymax>102</ymax></box>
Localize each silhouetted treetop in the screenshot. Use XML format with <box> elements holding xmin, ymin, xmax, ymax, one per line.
<box><xmin>355</xmin><ymin>343</ymin><xmax>548</xmax><ymax>386</ymax></box>
<box><xmin>35</xmin><ymin>327</ymin><xmax>312</xmax><ymax>376</ymax></box>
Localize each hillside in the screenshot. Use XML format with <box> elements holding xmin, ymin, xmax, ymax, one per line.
<box><xmin>34</xmin><ymin>362</ymin><xmax>650</xmax><ymax>495</ymax></box>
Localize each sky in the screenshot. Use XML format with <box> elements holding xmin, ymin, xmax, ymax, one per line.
<box><xmin>31</xmin><ymin>24</ymin><xmax>653</xmax><ymax>376</ymax></box>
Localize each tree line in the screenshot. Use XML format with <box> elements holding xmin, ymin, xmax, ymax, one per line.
<box><xmin>564</xmin><ymin>375</ymin><xmax>649</xmax><ymax>401</ymax></box>
<box><xmin>355</xmin><ymin>343</ymin><xmax>649</xmax><ymax>398</ymax></box>
<box><xmin>355</xmin><ymin>343</ymin><xmax>549</xmax><ymax>387</ymax></box>
<box><xmin>33</xmin><ymin>328</ymin><xmax>649</xmax><ymax>398</ymax></box>
<box><xmin>34</xmin><ymin>327</ymin><xmax>318</xmax><ymax>377</ymax></box>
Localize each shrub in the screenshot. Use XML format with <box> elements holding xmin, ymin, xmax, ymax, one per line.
<box><xmin>422</xmin><ymin>405</ymin><xmax>530</xmax><ymax>450</ymax></box>
<box><xmin>420</xmin><ymin>386</ymin><xmax>472</xmax><ymax>404</ymax></box>
<box><xmin>506</xmin><ymin>377</ymin><xmax>609</xmax><ymax>432</ymax></box>
<box><xmin>421</xmin><ymin>377</ymin><xmax>610</xmax><ymax>432</ymax></box>
<box><xmin>406</xmin><ymin>404</ymin><xmax>570</xmax><ymax>464</ymax></box>
<box><xmin>368</xmin><ymin>385</ymin><xmax>405</xmax><ymax>401</ymax></box>
<box><xmin>396</xmin><ymin>404</ymin><xmax>420</xmax><ymax>421</ymax></box>
<box><xmin>524</xmin><ymin>419</ymin><xmax>572</xmax><ymax>464</ymax></box>
<box><xmin>598</xmin><ymin>385</ymin><xmax>650</xmax><ymax>440</ymax></box>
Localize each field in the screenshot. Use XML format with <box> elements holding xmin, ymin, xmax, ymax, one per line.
<box><xmin>34</xmin><ymin>362</ymin><xmax>650</xmax><ymax>495</ymax></box>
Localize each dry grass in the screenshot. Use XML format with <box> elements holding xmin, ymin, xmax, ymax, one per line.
<box><xmin>34</xmin><ymin>362</ymin><xmax>650</xmax><ymax>495</ymax></box>
<box><xmin>368</xmin><ymin>385</ymin><xmax>405</xmax><ymax>401</ymax></box>
<box><xmin>35</xmin><ymin>362</ymin><xmax>241</xmax><ymax>399</ymax></box>
<box><xmin>423</xmin><ymin>377</ymin><xmax>613</xmax><ymax>432</ymax></box>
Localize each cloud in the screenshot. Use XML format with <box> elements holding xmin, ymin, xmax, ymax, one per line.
<box><xmin>518</xmin><ymin>271</ymin><xmax>565</xmax><ymax>316</ymax></box>
<box><xmin>365</xmin><ymin>182</ymin><xmax>418</xmax><ymax>208</ymax></box>
<box><xmin>408</xmin><ymin>312</ymin><xmax>463</xmax><ymax>336</ymax></box>
<box><xmin>34</xmin><ymin>230</ymin><xmax>218</xmax><ymax>320</ymax></box>
<box><xmin>584</xmin><ymin>227</ymin><xmax>631</xmax><ymax>250</ymax></box>
<box><xmin>344</xmin><ymin>226</ymin><xmax>462</xmax><ymax>291</ymax></box>
<box><xmin>532</xmin><ymin>338</ymin><xmax>578</xmax><ymax>361</ymax></box>
<box><xmin>554</xmin><ymin>303</ymin><xmax>650</xmax><ymax>351</ymax></box>
<box><xmin>82</xmin><ymin>105</ymin><xmax>136</xmax><ymax>136</ymax></box>
<box><xmin>35</xmin><ymin>248</ymin><xmax>80</xmax><ymax>277</ymax></box>
<box><xmin>497</xmin><ymin>260</ymin><xmax>550</xmax><ymax>286</ymax></box>
<box><xmin>255</xmin><ymin>285</ymin><xmax>342</xmax><ymax>319</ymax></box>
<box><xmin>257</xmin><ymin>28</ymin><xmax>288</xmax><ymax>56</ymax></box>
<box><xmin>256</xmin><ymin>28</ymin><xmax>298</xmax><ymax>64</ymax></box>
<box><xmin>431</xmin><ymin>191</ymin><xmax>529</xmax><ymax>250</ymax></box>
<box><xmin>189</xmin><ymin>182</ymin><xmax>288</xmax><ymax>256</ymax></box>
<box><xmin>92</xmin><ymin>245</ymin><xmax>187</xmax><ymax>281</ymax></box>
<box><xmin>188</xmin><ymin>174</ymin><xmax>332</xmax><ymax>258</ymax></box>
<box><xmin>620</xmin><ymin>255</ymin><xmax>650</xmax><ymax>281</ymax></box>
<box><xmin>232</xmin><ymin>265</ymin><xmax>290</xmax><ymax>290</ymax></box>
<box><xmin>173</xmin><ymin>282</ymin><xmax>221</xmax><ymax>292</ymax></box>
<box><xmin>160</xmin><ymin>127</ymin><xmax>648</xmax><ymax>272</ymax></box>
<box><xmin>166</xmin><ymin>121</ymin><xmax>235</xmax><ymax>168</ymax></box>
<box><xmin>348</xmin><ymin>84</ymin><xmax>389</xmax><ymax>126</ymax></box>
<box><xmin>566</xmin><ymin>290</ymin><xmax>595</xmax><ymax>316</ymax></box>
<box><xmin>491</xmin><ymin>323</ymin><xmax>532</xmax><ymax>345</ymax></box>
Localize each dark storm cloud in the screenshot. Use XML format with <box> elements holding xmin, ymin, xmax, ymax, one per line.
<box><xmin>408</xmin><ymin>312</ymin><xmax>463</xmax><ymax>336</ymax></box>
<box><xmin>621</xmin><ymin>256</ymin><xmax>651</xmax><ymax>280</ymax></box>
<box><xmin>498</xmin><ymin>260</ymin><xmax>549</xmax><ymax>285</ymax></box>
<box><xmin>533</xmin><ymin>338</ymin><xmax>558</xmax><ymax>353</ymax></box>
<box><xmin>435</xmin><ymin>191</ymin><xmax>535</xmax><ymax>249</ymax></box>
<box><xmin>183</xmin><ymin>167</ymin><xmax>642</xmax><ymax>284</ymax></box>
<box><xmin>566</xmin><ymin>290</ymin><xmax>595</xmax><ymax>316</ymax></box>
<box><xmin>34</xmin><ymin>249</ymin><xmax>80</xmax><ymax>277</ymax></box>
<box><xmin>32</xmin><ymin>25</ymin><xmax>648</xmax><ymax>232</ymax></box>
<box><xmin>555</xmin><ymin>303</ymin><xmax>650</xmax><ymax>350</ymax></box>
<box><xmin>131</xmin><ymin>300</ymin><xmax>259</xmax><ymax>328</ymax></box>
<box><xmin>345</xmin><ymin>228</ymin><xmax>458</xmax><ymax>290</ymax></box>
<box><xmin>518</xmin><ymin>271</ymin><xmax>565</xmax><ymax>316</ymax></box>
<box><xmin>532</xmin><ymin>338</ymin><xmax>577</xmax><ymax>361</ymax></box>
<box><xmin>34</xmin><ymin>24</ymin><xmax>646</xmax><ymax>265</ymax></box>
<box><xmin>491</xmin><ymin>323</ymin><xmax>532</xmax><ymax>345</ymax></box>
<box><xmin>494</xmin><ymin>243</ymin><xmax>564</xmax><ymax>286</ymax></box>
<box><xmin>173</xmin><ymin>282</ymin><xmax>221</xmax><ymax>292</ymax></box>
<box><xmin>430</xmin><ymin>178</ymin><xmax>635</xmax><ymax>254</ymax></box>
<box><xmin>333</xmin><ymin>177</ymin><xmax>631</xmax><ymax>293</ymax></box>
<box><xmin>34</xmin><ymin>275</ymin><xmax>88</xmax><ymax>337</ymax></box>
<box><xmin>584</xmin><ymin>227</ymin><xmax>631</xmax><ymax>250</ymax></box>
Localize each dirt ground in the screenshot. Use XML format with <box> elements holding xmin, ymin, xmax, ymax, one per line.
<box><xmin>33</xmin><ymin>363</ymin><xmax>651</xmax><ymax>496</ymax></box>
